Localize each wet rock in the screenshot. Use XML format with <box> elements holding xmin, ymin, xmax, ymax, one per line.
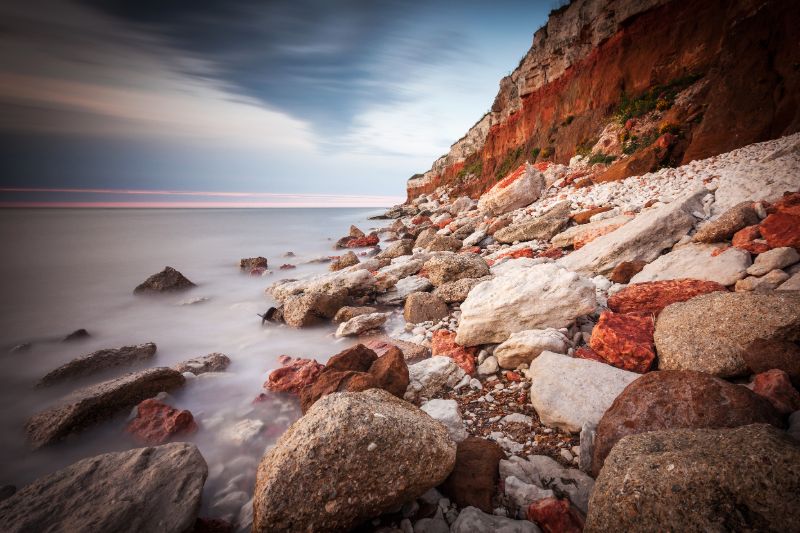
<box><xmin>558</xmin><ymin>188</ymin><xmax>705</xmax><ymax>276</ymax></box>
<box><xmin>747</xmin><ymin>246</ymin><xmax>800</xmax><ymax>276</ymax></box>
<box><xmin>494</xmin><ymin>328</ymin><xmax>569</xmax><ymax>369</ymax></box>
<box><xmin>404</xmin><ymin>292</ymin><xmax>448</xmax><ymax>324</ymax></box>
<box><xmin>526</xmin><ymin>351</ymin><xmax>639</xmax><ymax>433</ymax></box>
<box><xmin>591</xmin><ymin>370</ymin><xmax>783</xmax><ymax>476</ymax></box>
<box><xmin>629</xmin><ymin>243</ymin><xmax>751</xmax><ymax>286</ymax></box>
<box><xmin>451</xmin><ymin>507</ymin><xmax>539</xmax><ymax>533</ymax></box>
<box><xmin>585</xmin><ymin>425</ymin><xmax>800</xmax><ymax>533</ymax></box>
<box><xmin>431</xmin><ymin>330</ymin><xmax>476</xmax><ymax>375</ymax></box>
<box><xmin>742</xmin><ymin>338</ymin><xmax>800</xmax><ymax>387</ymax></box>
<box><xmin>334</xmin><ymin>306</ymin><xmax>378</xmax><ymax>323</ymax></box>
<box><xmin>0</xmin><ymin>443</ymin><xmax>207</xmax><ymax>533</ymax></box>
<box><xmin>265</xmin><ymin>358</ymin><xmax>324</xmax><ymax>394</ymax></box>
<box><xmin>335</xmin><ymin>312</ymin><xmax>390</xmax><ymax>337</ymax></box>
<box><xmin>456</xmin><ymin>261</ymin><xmax>596</xmax><ymax>346</ymax></box>
<box><xmin>282</xmin><ymin>288</ymin><xmax>348</xmax><ymax>327</ymax></box>
<box><xmin>607</xmin><ymin>279</ymin><xmax>728</xmax><ymax>316</ymax></box>
<box><xmin>252</xmin><ymin>389</ymin><xmax>456</xmax><ymax>532</ymax></box>
<box><xmin>26</xmin><ymin>367</ymin><xmax>185</xmax><ymax>449</ymax></box>
<box><xmin>760</xmin><ymin>212</ymin><xmax>800</xmax><ymax>250</ymax></box>
<box><xmin>425</xmin><ymin>235</ymin><xmax>462</xmax><ymax>252</ymax></box>
<box><xmin>423</xmin><ymin>253</ymin><xmax>489</xmax><ymax>287</ymax></box>
<box><xmin>173</xmin><ymin>353</ymin><xmax>231</xmax><ymax>376</ymax></box>
<box><xmin>433</xmin><ymin>276</ymin><xmax>490</xmax><ymax>303</ymax></box>
<box><xmin>693</xmin><ymin>201</ymin><xmax>759</xmax><ymax>243</ymax></box>
<box><xmin>527</xmin><ymin>498</ymin><xmax>584</xmax><ymax>533</ymax></box>
<box><xmin>501</xmin><ymin>455</ymin><xmax>594</xmax><ymax>514</ymax></box>
<box><xmin>330</xmin><ymin>251</ymin><xmax>359</xmax><ymax>271</ymax></box>
<box><xmin>405</xmin><ymin>357</ymin><xmax>466</xmax><ymax>404</ymax></box>
<box><xmin>134</xmin><ymin>266</ymin><xmax>196</xmax><ymax>294</ymax></box>
<box><xmin>420</xmin><ymin>399</ymin><xmax>467</xmax><ymax>443</ymax></box>
<box><xmin>477</xmin><ymin>163</ymin><xmax>545</xmax><ymax>216</ymax></box>
<box><xmin>494</xmin><ymin>201</ymin><xmax>571</xmax><ymax>244</ymax></box>
<box><xmin>240</xmin><ymin>257</ymin><xmax>268</xmax><ymax>270</ymax></box>
<box><xmin>440</xmin><ymin>437</ymin><xmax>504</xmax><ymax>513</ymax></box>
<box><xmin>126</xmin><ymin>399</ymin><xmax>197</xmax><ymax>445</ymax></box>
<box><xmin>269</xmin><ymin>268</ymin><xmax>375</xmax><ymax>303</ymax></box>
<box><xmin>751</xmin><ymin>369</ymin><xmax>800</xmax><ymax>415</ymax></box>
<box><xmin>655</xmin><ymin>291</ymin><xmax>800</xmax><ymax>377</ymax></box>
<box><xmin>377</xmin><ymin>275</ymin><xmax>433</xmax><ymax>305</ymax></box>
<box><xmin>37</xmin><ymin>342</ymin><xmax>157</xmax><ymax>387</ymax></box>
<box><xmin>607</xmin><ymin>260</ymin><xmax>647</xmax><ymax>284</ymax></box>
<box><xmin>62</xmin><ymin>328</ymin><xmax>90</xmax><ymax>342</ymax></box>
<box><xmin>588</xmin><ymin>312</ymin><xmax>655</xmax><ymax>373</ymax></box>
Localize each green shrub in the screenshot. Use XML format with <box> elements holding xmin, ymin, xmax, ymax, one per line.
<box><xmin>561</xmin><ymin>115</ymin><xmax>575</xmax><ymax>126</ymax></box>
<box><xmin>613</xmin><ymin>74</ymin><xmax>703</xmax><ymax>124</ymax></box>
<box><xmin>494</xmin><ymin>146</ymin><xmax>525</xmax><ymax>179</ymax></box>
<box><xmin>457</xmin><ymin>159</ymin><xmax>483</xmax><ymax>181</ymax></box>
<box><xmin>530</xmin><ymin>147</ymin><xmax>541</xmax><ymax>161</ymax></box>
<box><xmin>588</xmin><ymin>152</ymin><xmax>617</xmax><ymax>165</ymax></box>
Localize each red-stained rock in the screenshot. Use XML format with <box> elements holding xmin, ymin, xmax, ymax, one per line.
<box><xmin>571</xmin><ymin>206</ymin><xmax>612</xmax><ymax>225</ymax></box>
<box><xmin>573</xmin><ymin>221</ymin><xmax>626</xmax><ymax>249</ymax></box>
<box><xmin>589</xmin><ymin>311</ymin><xmax>655</xmax><ymax>373</ymax></box>
<box><xmin>742</xmin><ymin>338</ymin><xmax>800</xmax><ymax>388</ymax></box>
<box><xmin>265</xmin><ymin>358</ymin><xmax>324</xmax><ymax>394</ymax></box>
<box><xmin>537</xmin><ymin>247</ymin><xmax>564</xmax><ymax>259</ymax></box>
<box><xmin>436</xmin><ymin>218</ymin><xmax>453</xmax><ymax>229</ymax></box>
<box><xmin>607</xmin><ymin>260</ymin><xmax>647</xmax><ymax>284</ymax></box>
<box><xmin>655</xmin><ymin>132</ymin><xmax>676</xmax><ymax>149</ymax></box>
<box><xmin>367</xmin><ymin>345</ymin><xmax>410</xmax><ymax>398</ymax></box>
<box><xmin>496</xmin><ymin>248</ymin><xmax>535</xmax><ymax>261</ymax></box>
<box><xmin>279</xmin><ymin>264</ymin><xmax>296</xmax><ymax>270</ymax></box>
<box><xmin>324</xmin><ymin>344</ymin><xmax>377</xmax><ymax>373</ymax></box>
<box><xmin>363</xmin><ymin>337</ymin><xmax>430</xmax><ymax>361</ymax></box>
<box><xmin>760</xmin><ymin>212</ymin><xmax>800</xmax><ymax>250</ymax></box>
<box><xmin>441</xmin><ymin>437</ymin><xmax>504</xmax><ymax>513</ymax></box>
<box><xmin>751</xmin><ymin>369</ymin><xmax>800</xmax><ymax>415</ymax></box>
<box><xmin>411</xmin><ymin>215</ymin><xmax>431</xmax><ymax>226</ymax></box>
<box><xmin>710</xmin><ymin>245</ymin><xmax>731</xmax><ymax>257</ymax></box>
<box><xmin>431</xmin><ymin>330</ymin><xmax>477</xmax><ymax>375</ymax></box>
<box><xmin>487</xmin><ymin>217</ymin><xmax>512</xmax><ymax>235</ymax></box>
<box><xmin>732</xmin><ymin>225</ymin><xmax>772</xmax><ymax>254</ymax></box>
<box><xmin>527</xmin><ymin>498</ymin><xmax>585</xmax><ymax>533</ymax></box>
<box><xmin>342</xmin><ymin>233</ymin><xmax>380</xmax><ymax>248</ymax></box>
<box><xmin>607</xmin><ymin>279</ymin><xmax>728</xmax><ymax>316</ymax></box>
<box><xmin>249</xmin><ymin>267</ymin><xmax>267</xmax><ymax>276</ymax></box>
<box><xmin>460</xmin><ymin>246</ymin><xmax>482</xmax><ymax>254</ymax></box>
<box><xmin>505</xmin><ymin>371</ymin><xmax>521</xmax><ymax>382</ymax></box>
<box><xmin>574</xmin><ymin>346</ymin><xmax>607</xmax><ymax>364</ymax></box>
<box><xmin>591</xmin><ymin>370</ymin><xmax>783</xmax><ymax>477</ymax></box>
<box><xmin>769</xmin><ymin>191</ymin><xmax>800</xmax><ymax>216</ymax></box>
<box><xmin>126</xmin><ymin>399</ymin><xmax>197</xmax><ymax>445</ymax></box>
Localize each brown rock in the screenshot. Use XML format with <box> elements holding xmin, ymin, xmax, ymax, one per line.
<box><xmin>330</xmin><ymin>251</ymin><xmax>359</xmax><ymax>271</ymax></box>
<box><xmin>403</xmin><ymin>292</ymin><xmax>449</xmax><ymax>324</ymax></box>
<box><xmin>324</xmin><ymin>344</ymin><xmax>377</xmax><ymax>373</ymax></box>
<box><xmin>588</xmin><ymin>311</ymin><xmax>655</xmax><ymax>373</ymax></box>
<box><xmin>37</xmin><ymin>342</ymin><xmax>157</xmax><ymax>387</ymax></box>
<box><xmin>363</xmin><ymin>337</ymin><xmax>430</xmax><ymax>361</ymax></box>
<box><xmin>693</xmin><ymin>201</ymin><xmax>759</xmax><ymax>243</ymax></box>
<box><xmin>299</xmin><ymin>370</ymin><xmax>378</xmax><ymax>413</ymax></box>
<box><xmin>591</xmin><ymin>370</ymin><xmax>783</xmax><ymax>476</ymax></box>
<box><xmin>333</xmin><ymin>306</ymin><xmax>377</xmax><ymax>323</ymax></box>
<box><xmin>608</xmin><ymin>279</ymin><xmax>728</xmax><ymax>316</ymax></box>
<box><xmin>413</xmin><ymin>228</ymin><xmax>438</xmax><ymax>249</ymax></box>
<box><xmin>282</xmin><ymin>288</ymin><xmax>348</xmax><ymax>327</ymax></box>
<box><xmin>594</xmin><ymin>144</ymin><xmax>660</xmax><ymax>183</ymax></box>
<box><xmin>423</xmin><ymin>253</ymin><xmax>489</xmax><ymax>287</ymax></box>
<box><xmin>134</xmin><ymin>267</ymin><xmax>195</xmax><ymax>294</ymax></box>
<box><xmin>571</xmin><ymin>206</ymin><xmax>612</xmax><ymax>225</ymax></box>
<box><xmin>487</xmin><ymin>216</ymin><xmax>512</xmax><ymax>235</ymax></box>
<box><xmin>433</xmin><ymin>276</ymin><xmax>490</xmax><ymax>303</ymax></box>
<box><xmin>742</xmin><ymin>338</ymin><xmax>800</xmax><ymax>387</ymax></box>
<box><xmin>607</xmin><ymin>260</ymin><xmax>647</xmax><ymax>284</ymax></box>
<box><xmin>751</xmin><ymin>369</ymin><xmax>800</xmax><ymax>415</ymax></box>
<box><xmin>367</xmin><ymin>345</ymin><xmax>410</xmax><ymax>398</ymax></box>
<box><xmin>441</xmin><ymin>437</ymin><xmax>504</xmax><ymax>513</ymax></box>
<box><xmin>126</xmin><ymin>399</ymin><xmax>197</xmax><ymax>445</ymax></box>
<box><xmin>425</xmin><ymin>234</ymin><xmax>463</xmax><ymax>252</ymax></box>
<box><xmin>265</xmin><ymin>358</ymin><xmax>324</xmax><ymax>394</ymax></box>
<box><xmin>760</xmin><ymin>212</ymin><xmax>800</xmax><ymax>250</ymax></box>
<box><xmin>240</xmin><ymin>257</ymin><xmax>268</xmax><ymax>270</ymax></box>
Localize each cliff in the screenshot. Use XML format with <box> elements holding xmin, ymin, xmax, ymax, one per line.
<box><xmin>407</xmin><ymin>0</ymin><xmax>800</xmax><ymax>201</ymax></box>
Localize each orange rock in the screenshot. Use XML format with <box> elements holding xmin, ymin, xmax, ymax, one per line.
<box><xmin>607</xmin><ymin>279</ymin><xmax>728</xmax><ymax>316</ymax></box>
<box><xmin>126</xmin><ymin>399</ymin><xmax>197</xmax><ymax>445</ymax></box>
<box><xmin>760</xmin><ymin>212</ymin><xmax>800</xmax><ymax>250</ymax></box>
<box><xmin>570</xmin><ymin>206</ymin><xmax>612</xmax><ymax>224</ymax></box>
<box><xmin>574</xmin><ymin>346</ymin><xmax>606</xmax><ymax>364</ymax></box>
<box><xmin>431</xmin><ymin>330</ymin><xmax>476</xmax><ymax>375</ymax></box>
<box><xmin>751</xmin><ymin>369</ymin><xmax>800</xmax><ymax>415</ymax></box>
<box><xmin>589</xmin><ymin>311</ymin><xmax>655</xmax><ymax>373</ymax></box>
<box><xmin>769</xmin><ymin>191</ymin><xmax>800</xmax><ymax>216</ymax></box>
<box><xmin>527</xmin><ymin>498</ymin><xmax>585</xmax><ymax>533</ymax></box>
<box><xmin>573</xmin><ymin>222</ymin><xmax>626</xmax><ymax>249</ymax></box>
<box><xmin>732</xmin><ymin>225</ymin><xmax>771</xmax><ymax>254</ymax></box>
<box><xmin>608</xmin><ymin>260</ymin><xmax>647</xmax><ymax>284</ymax></box>
<box><xmin>537</xmin><ymin>247</ymin><xmax>565</xmax><ymax>259</ymax></box>
<box><xmin>496</xmin><ymin>248</ymin><xmax>535</xmax><ymax>261</ymax></box>
<box><xmin>265</xmin><ymin>358</ymin><xmax>324</xmax><ymax>394</ymax></box>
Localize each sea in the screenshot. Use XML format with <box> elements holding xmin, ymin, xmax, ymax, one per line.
<box><xmin>0</xmin><ymin>207</ymin><xmax>390</xmax><ymax>521</ymax></box>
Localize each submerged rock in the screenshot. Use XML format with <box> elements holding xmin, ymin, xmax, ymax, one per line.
<box><xmin>126</xmin><ymin>398</ymin><xmax>198</xmax><ymax>445</ymax></box>
<box><xmin>134</xmin><ymin>266</ymin><xmax>196</xmax><ymax>294</ymax></box>
<box><xmin>0</xmin><ymin>443</ymin><xmax>207</xmax><ymax>533</ymax></box>
<box><xmin>239</xmin><ymin>257</ymin><xmax>268</xmax><ymax>270</ymax></box>
<box><xmin>62</xmin><ymin>328</ymin><xmax>90</xmax><ymax>342</ymax></box>
<box><xmin>173</xmin><ymin>352</ymin><xmax>231</xmax><ymax>376</ymax></box>
<box><xmin>37</xmin><ymin>342</ymin><xmax>157</xmax><ymax>387</ymax></box>
<box><xmin>252</xmin><ymin>389</ymin><xmax>456</xmax><ymax>532</ymax></box>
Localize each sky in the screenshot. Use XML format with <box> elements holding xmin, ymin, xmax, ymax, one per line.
<box><xmin>0</xmin><ymin>0</ymin><xmax>555</xmax><ymax>207</ymax></box>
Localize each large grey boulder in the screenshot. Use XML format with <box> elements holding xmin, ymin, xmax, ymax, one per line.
<box><xmin>629</xmin><ymin>243</ymin><xmax>751</xmax><ymax>286</ymax></box>
<box><xmin>37</xmin><ymin>342</ymin><xmax>157</xmax><ymax>387</ymax></box>
<box><xmin>253</xmin><ymin>389</ymin><xmax>456</xmax><ymax>532</ymax></box>
<box><xmin>423</xmin><ymin>252</ymin><xmax>489</xmax><ymax>287</ymax></box>
<box><xmin>494</xmin><ymin>201</ymin><xmax>571</xmax><ymax>244</ymax></box>
<box><xmin>0</xmin><ymin>443</ymin><xmax>207</xmax><ymax>533</ymax></box>
<box><xmin>585</xmin><ymin>425</ymin><xmax>800</xmax><ymax>532</ymax></box>
<box><xmin>26</xmin><ymin>367</ymin><xmax>185</xmax><ymax>449</ymax></box>
<box><xmin>451</xmin><ymin>506</ymin><xmax>540</xmax><ymax>533</ymax></box>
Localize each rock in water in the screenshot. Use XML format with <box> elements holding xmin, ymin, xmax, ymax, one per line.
<box><xmin>456</xmin><ymin>261</ymin><xmax>596</xmax><ymax>346</ymax></box>
<box><xmin>134</xmin><ymin>266</ymin><xmax>195</xmax><ymax>294</ymax></box>
<box><xmin>655</xmin><ymin>291</ymin><xmax>800</xmax><ymax>378</ymax></box>
<box><xmin>173</xmin><ymin>352</ymin><xmax>231</xmax><ymax>375</ymax></box>
<box><xmin>585</xmin><ymin>425</ymin><xmax>800</xmax><ymax>532</ymax></box>
<box><xmin>591</xmin><ymin>370</ymin><xmax>783</xmax><ymax>476</ymax></box>
<box><xmin>252</xmin><ymin>389</ymin><xmax>456</xmax><ymax>532</ymax></box>
<box><xmin>26</xmin><ymin>367</ymin><xmax>185</xmax><ymax>449</ymax></box>
<box><xmin>37</xmin><ymin>342</ymin><xmax>157</xmax><ymax>387</ymax></box>
<box><xmin>0</xmin><ymin>443</ymin><xmax>207</xmax><ymax>533</ymax></box>
<box><xmin>126</xmin><ymin>399</ymin><xmax>198</xmax><ymax>445</ymax></box>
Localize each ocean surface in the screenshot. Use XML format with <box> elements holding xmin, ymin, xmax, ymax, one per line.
<box><xmin>0</xmin><ymin>207</ymin><xmax>388</xmax><ymax>521</ymax></box>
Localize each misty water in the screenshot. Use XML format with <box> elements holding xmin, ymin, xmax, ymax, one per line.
<box><xmin>0</xmin><ymin>207</ymin><xmax>389</xmax><ymax>522</ymax></box>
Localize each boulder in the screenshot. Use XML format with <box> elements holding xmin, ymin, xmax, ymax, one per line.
<box><xmin>629</xmin><ymin>243</ymin><xmax>751</xmax><ymax>286</ymax></box>
<box><xmin>376</xmin><ymin>239</ymin><xmax>414</xmax><ymax>260</ymax></box>
<box><xmin>747</xmin><ymin>246</ymin><xmax>800</xmax><ymax>276</ymax></box>
<box><xmin>405</xmin><ymin>356</ymin><xmax>466</xmax><ymax>404</ymax></box>
<box><xmin>414</xmin><ymin>228</ymin><xmax>438</xmax><ymax>249</ymax></box>
<box><xmin>425</xmin><ymin>235</ymin><xmax>463</xmax><ymax>252</ymax></box>
<box><xmin>377</xmin><ymin>275</ymin><xmax>433</xmax><ymax>305</ymax></box>
<box><xmin>62</xmin><ymin>328</ymin><xmax>90</xmax><ymax>342</ymax></box>
<box><xmin>134</xmin><ymin>267</ymin><xmax>195</xmax><ymax>294</ymax></box>
<box><xmin>26</xmin><ymin>367</ymin><xmax>185</xmax><ymax>449</ymax></box>
<box><xmin>732</xmin><ymin>224</ymin><xmax>771</xmax><ymax>254</ymax></box>
<box><xmin>431</xmin><ymin>330</ymin><xmax>476</xmax><ymax>375</ymax></box>
<box><xmin>173</xmin><ymin>352</ymin><xmax>231</xmax><ymax>375</ymax></box>
<box><xmin>282</xmin><ymin>288</ymin><xmax>348</xmax><ymax>327</ymax></box>
<box><xmin>379</xmin><ymin>257</ymin><xmax>424</xmax><ymax>279</ymax></box>
<box><xmin>126</xmin><ymin>399</ymin><xmax>197</xmax><ymax>445</ymax></box>
<box><xmin>588</xmin><ymin>311</ymin><xmax>655</xmax><ymax>373</ymax></box>
<box><xmin>501</xmin><ymin>455</ymin><xmax>594</xmax><ymax>514</ymax></box>
<box><xmin>265</xmin><ymin>358</ymin><xmax>324</xmax><ymax>394</ymax></box>
<box><xmin>751</xmin><ymin>369</ymin><xmax>800</xmax><ymax>415</ymax></box>
<box><xmin>433</xmin><ymin>276</ymin><xmax>491</xmax><ymax>303</ymax></box>
<box><xmin>558</xmin><ymin>188</ymin><xmax>705</xmax><ymax>276</ymax></box>
<box><xmin>551</xmin><ymin>214</ymin><xmax>633</xmax><ymax>249</ymax></box>
<box><xmin>451</xmin><ymin>507</ymin><xmax>540</xmax><ymax>533</ymax></box>
<box><xmin>478</xmin><ymin>163</ymin><xmax>545</xmax><ymax>216</ymax></box>
<box><xmin>329</xmin><ymin>251</ymin><xmax>359</xmax><ymax>271</ymax></box>
<box><xmin>333</xmin><ymin>306</ymin><xmax>377</xmax><ymax>323</ymax></box>
<box><xmin>0</xmin><ymin>443</ymin><xmax>207</xmax><ymax>533</ymax></box>
<box><xmin>494</xmin><ymin>329</ymin><xmax>569</xmax><ymax>370</ymax></box>
<box><xmin>607</xmin><ymin>260</ymin><xmax>647</xmax><ymax>284</ymax></box>
<box><xmin>420</xmin><ymin>399</ymin><xmax>468</xmax><ymax>443</ymax></box>
<box><xmin>252</xmin><ymin>389</ymin><xmax>456</xmax><ymax>532</ymax></box>
<box><xmin>591</xmin><ymin>370</ymin><xmax>784</xmax><ymax>476</ymax></box>
<box><xmin>335</xmin><ymin>312</ymin><xmax>390</xmax><ymax>337</ymax></box>
<box><xmin>655</xmin><ymin>291</ymin><xmax>800</xmax><ymax>378</ymax></box>
<box><xmin>525</xmin><ymin>351</ymin><xmax>639</xmax><ymax>433</ymax></box>
<box><xmin>761</xmin><ymin>213</ymin><xmax>800</xmax><ymax>250</ymax></box>
<box><xmin>441</xmin><ymin>437</ymin><xmax>504</xmax><ymax>513</ymax></box>
<box><xmin>37</xmin><ymin>342</ymin><xmax>157</xmax><ymax>387</ymax></box>
<box><xmin>712</xmin><ymin>164</ymin><xmax>800</xmax><ymax>215</ymax></box>
<box><xmin>423</xmin><ymin>253</ymin><xmax>489</xmax><ymax>287</ymax></box>
<box><xmin>363</xmin><ymin>336</ymin><xmax>430</xmax><ymax>361</ymax></box>
<box><xmin>779</xmin><ymin>271</ymin><xmax>800</xmax><ymax>290</ymax></box>
<box><xmin>607</xmin><ymin>279</ymin><xmax>728</xmax><ymax>316</ymax></box>
<box><xmin>742</xmin><ymin>338</ymin><xmax>800</xmax><ymax>387</ymax></box>
<box><xmin>693</xmin><ymin>201</ymin><xmax>759</xmax><ymax>243</ymax></box>
<box><xmin>527</xmin><ymin>498</ymin><xmax>584</xmax><ymax>533</ymax></box>
<box><xmin>494</xmin><ymin>202</ymin><xmax>572</xmax><ymax>244</ymax></box>
<box><xmin>456</xmin><ymin>262</ymin><xmax>596</xmax><ymax>346</ymax></box>
<box><xmin>240</xmin><ymin>257</ymin><xmax>268</xmax><ymax>270</ymax></box>
<box><xmin>339</xmin><ymin>232</ymin><xmax>379</xmax><ymax>248</ymax></box>
<box><xmin>735</xmin><ymin>269</ymin><xmax>791</xmax><ymax>291</ymax></box>
<box><xmin>585</xmin><ymin>425</ymin><xmax>800</xmax><ymax>532</ymax></box>
<box><xmin>268</xmin><ymin>269</ymin><xmax>376</xmax><ymax>303</ymax></box>
<box><xmin>404</xmin><ymin>292</ymin><xmax>449</xmax><ymax>324</ymax></box>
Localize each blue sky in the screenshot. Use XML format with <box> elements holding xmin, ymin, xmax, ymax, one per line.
<box><xmin>0</xmin><ymin>0</ymin><xmax>555</xmax><ymax>206</ymax></box>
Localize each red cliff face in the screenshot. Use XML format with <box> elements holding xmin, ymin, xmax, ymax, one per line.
<box><xmin>407</xmin><ymin>0</ymin><xmax>800</xmax><ymax>201</ymax></box>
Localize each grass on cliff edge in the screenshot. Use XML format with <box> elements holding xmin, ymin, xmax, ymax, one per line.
<box><xmin>613</xmin><ymin>74</ymin><xmax>703</xmax><ymax>124</ymax></box>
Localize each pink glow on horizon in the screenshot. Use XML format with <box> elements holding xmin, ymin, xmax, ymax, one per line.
<box><xmin>0</xmin><ymin>200</ymin><xmax>398</xmax><ymax>209</ymax></box>
<box><xmin>0</xmin><ymin>187</ymin><xmax>401</xmax><ymax>200</ymax></box>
